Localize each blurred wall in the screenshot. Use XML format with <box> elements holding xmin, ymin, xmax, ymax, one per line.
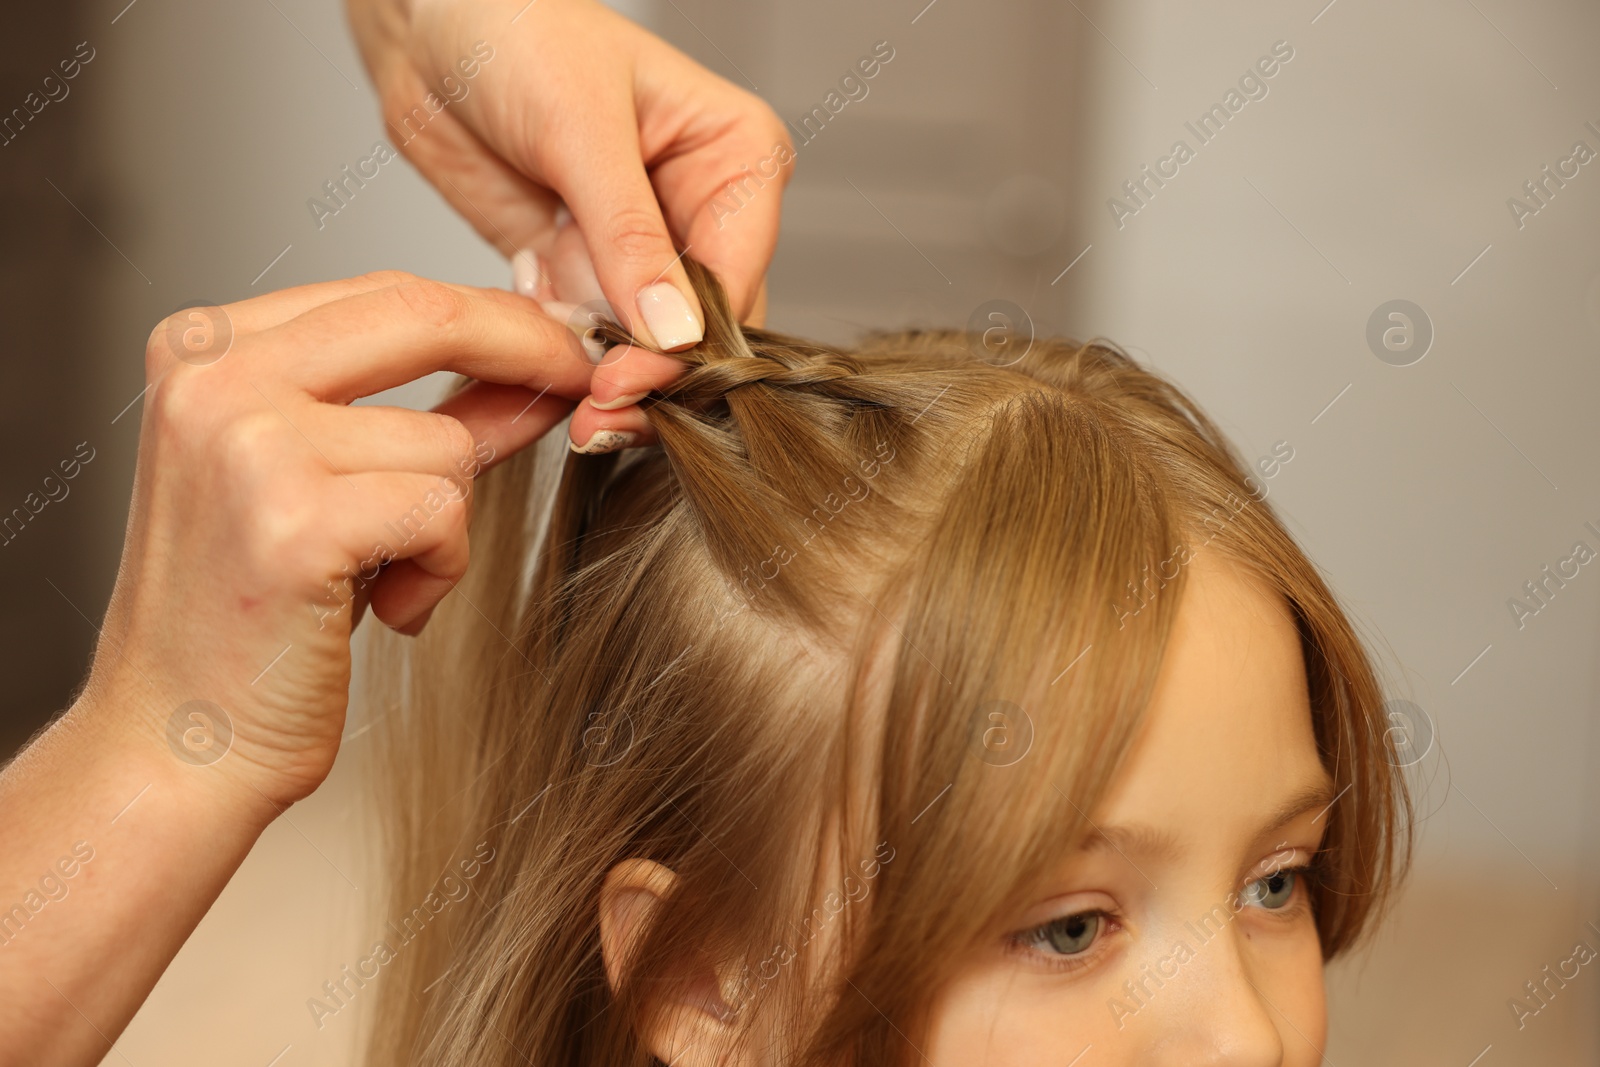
<box><xmin>0</xmin><ymin>3</ymin><xmax>99</xmax><ymax>758</ymax></box>
<box><xmin>2</xmin><ymin>0</ymin><xmax>1595</xmax><ymax>1063</ymax></box>
<box><xmin>1063</xmin><ymin>3</ymin><xmax>1600</xmax><ymax>1062</ymax></box>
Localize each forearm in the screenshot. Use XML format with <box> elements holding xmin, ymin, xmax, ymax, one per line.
<box><xmin>0</xmin><ymin>690</ymin><xmax>277</xmax><ymax>1066</ymax></box>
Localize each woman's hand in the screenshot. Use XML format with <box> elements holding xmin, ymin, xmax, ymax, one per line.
<box><xmin>346</xmin><ymin>0</ymin><xmax>792</xmax><ymax>349</ymax></box>
<box><xmin>90</xmin><ymin>272</ymin><xmax>678</xmax><ymax>812</ymax></box>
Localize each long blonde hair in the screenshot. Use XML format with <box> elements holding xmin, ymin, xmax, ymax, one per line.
<box><xmin>362</xmin><ymin>261</ymin><xmax>1409</xmax><ymax>1066</ymax></box>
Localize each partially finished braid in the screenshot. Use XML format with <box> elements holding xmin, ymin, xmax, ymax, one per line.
<box><xmin>591</xmin><ymin>259</ymin><xmax>893</xmax><ymax>413</ymax></box>
<box><xmin>662</xmin><ymin>345</ymin><xmax>879</xmax><ymax>407</ymax></box>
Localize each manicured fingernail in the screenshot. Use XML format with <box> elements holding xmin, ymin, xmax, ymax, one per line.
<box><xmin>541</xmin><ymin>299</ymin><xmax>580</xmax><ymax>328</ymax></box>
<box><xmin>637</xmin><ymin>282</ymin><xmax>702</xmax><ymax>351</ymax></box>
<box><xmin>570</xmin><ymin>429</ymin><xmax>638</xmax><ymax>454</ymax></box>
<box><xmin>541</xmin><ymin>299</ymin><xmax>611</xmax><ymax>363</ymax></box>
<box><xmin>589</xmin><ymin>392</ymin><xmax>647</xmax><ymax>412</ymax></box>
<box><xmin>512</xmin><ymin>248</ymin><xmax>542</xmax><ymax>297</ymax></box>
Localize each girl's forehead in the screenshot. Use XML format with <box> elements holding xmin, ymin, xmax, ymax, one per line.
<box><xmin>1091</xmin><ymin>552</ymin><xmax>1330</xmax><ymax>854</ymax></box>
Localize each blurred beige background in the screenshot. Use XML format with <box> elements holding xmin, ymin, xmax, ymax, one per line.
<box><xmin>2</xmin><ymin>0</ymin><xmax>1596</xmax><ymax>1063</ymax></box>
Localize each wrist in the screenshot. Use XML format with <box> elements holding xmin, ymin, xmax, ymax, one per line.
<box><xmin>65</xmin><ymin>678</ymin><xmax>286</xmax><ymax>838</ymax></box>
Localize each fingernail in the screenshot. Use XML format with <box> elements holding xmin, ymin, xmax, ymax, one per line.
<box><xmin>541</xmin><ymin>299</ymin><xmax>611</xmax><ymax>363</ymax></box>
<box><xmin>589</xmin><ymin>392</ymin><xmax>647</xmax><ymax>411</ymax></box>
<box><xmin>512</xmin><ymin>248</ymin><xmax>542</xmax><ymax>298</ymax></box>
<box><xmin>555</xmin><ymin>204</ymin><xmax>573</xmax><ymax>229</ymax></box>
<box><xmin>570</xmin><ymin>429</ymin><xmax>638</xmax><ymax>454</ymax></box>
<box><xmin>637</xmin><ymin>282</ymin><xmax>703</xmax><ymax>351</ymax></box>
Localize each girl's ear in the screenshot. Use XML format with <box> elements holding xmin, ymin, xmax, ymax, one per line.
<box><xmin>599</xmin><ymin>859</ymin><xmax>679</xmax><ymax>992</ymax></box>
<box><xmin>599</xmin><ymin>859</ymin><xmax>747</xmax><ymax>1067</ymax></box>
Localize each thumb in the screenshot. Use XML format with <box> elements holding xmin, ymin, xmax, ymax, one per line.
<box><xmin>550</xmin><ymin>132</ymin><xmax>705</xmax><ymax>353</ymax></box>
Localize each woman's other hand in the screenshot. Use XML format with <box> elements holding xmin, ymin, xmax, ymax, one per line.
<box><xmin>346</xmin><ymin>0</ymin><xmax>792</xmax><ymax>349</ymax></box>
<box><xmin>93</xmin><ymin>273</ymin><xmax>646</xmax><ymax>812</ymax></box>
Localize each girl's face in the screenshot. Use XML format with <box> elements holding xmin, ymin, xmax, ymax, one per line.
<box><xmin>924</xmin><ymin>552</ymin><xmax>1334</xmax><ymax>1066</ymax></box>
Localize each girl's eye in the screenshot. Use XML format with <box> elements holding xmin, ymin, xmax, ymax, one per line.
<box><xmin>1242</xmin><ymin>868</ymin><xmax>1297</xmax><ymax>910</ymax></box>
<box><xmin>1029</xmin><ymin>910</ymin><xmax>1103</xmax><ymax>955</ymax></box>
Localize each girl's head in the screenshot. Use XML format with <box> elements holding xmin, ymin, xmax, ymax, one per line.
<box><xmin>367</xmin><ymin>261</ymin><xmax>1410</xmax><ymax>1067</ymax></box>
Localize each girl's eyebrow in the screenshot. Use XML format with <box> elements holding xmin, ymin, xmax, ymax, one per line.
<box><xmin>1266</xmin><ymin>779</ymin><xmax>1339</xmax><ymax>835</ymax></box>
<box><xmin>1082</xmin><ymin>778</ymin><xmax>1338</xmax><ymax>865</ymax></box>
<box><xmin>1083</xmin><ymin>822</ymin><xmax>1184</xmax><ymax>864</ymax></box>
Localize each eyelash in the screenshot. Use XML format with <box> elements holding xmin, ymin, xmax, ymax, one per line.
<box><xmin>1006</xmin><ymin>910</ymin><xmax>1123</xmax><ymax>975</ymax></box>
<box><xmin>1251</xmin><ymin>861</ymin><xmax>1321</xmax><ymax>918</ymax></box>
<box><xmin>1006</xmin><ymin>859</ymin><xmax>1325</xmax><ymax>975</ymax></box>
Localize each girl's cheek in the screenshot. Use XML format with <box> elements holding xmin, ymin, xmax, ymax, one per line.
<box><xmin>1271</xmin><ymin>923</ymin><xmax>1329</xmax><ymax>1066</ymax></box>
<box><xmin>921</xmin><ymin>959</ymin><xmax>1117</xmax><ymax>1067</ymax></box>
